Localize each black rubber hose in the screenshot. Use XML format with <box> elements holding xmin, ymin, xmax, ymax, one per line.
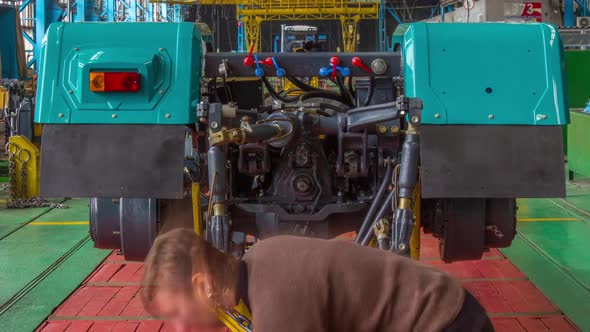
<box><xmin>279</xmin><ymin>88</ymin><xmax>302</xmax><ymax>97</ymax></box>
<box><xmin>286</xmin><ymin>76</ymin><xmax>322</xmax><ymax>92</ymax></box>
<box><xmin>398</xmin><ymin>133</ymin><xmax>420</xmax><ymax>199</ymax></box>
<box><xmin>337</xmin><ymin>76</ymin><xmax>355</xmax><ymax>106</ymax></box>
<box><xmin>318</xmin><ymin>103</ymin><xmax>346</xmax><ymax>114</ymax></box>
<box><xmin>361</xmin><ymin>188</ymin><xmax>396</xmax><ymax>246</ymax></box>
<box><xmin>362</xmin><ymin>78</ymin><xmax>375</xmax><ymax>107</ymax></box>
<box><xmin>335</xmin><ymin>76</ymin><xmax>354</xmax><ymax>106</ymax></box>
<box><xmin>347</xmin><ymin>76</ymin><xmax>356</xmax><ymax>100</ymax></box>
<box><xmin>247</xmin><ymin>124</ymin><xmax>281</xmax><ymax>142</ymax></box>
<box><xmin>262</xmin><ymin>77</ymin><xmax>299</xmax><ymax>103</ymax></box>
<box><xmin>299</xmin><ymin>90</ymin><xmax>351</xmax><ymax>106</ymax></box>
<box><xmin>355</xmin><ymin>159</ymin><xmax>393</xmax><ymax>243</ymax></box>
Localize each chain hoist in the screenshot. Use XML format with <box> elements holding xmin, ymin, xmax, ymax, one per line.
<box><xmin>6</xmin><ymin>142</ymin><xmax>18</xmax><ymax>201</ymax></box>
<box><xmin>19</xmin><ymin>148</ymin><xmax>30</xmax><ymax>199</ymax></box>
<box><xmin>4</xmin><ymin>142</ymin><xmax>68</xmax><ymax>209</ymax></box>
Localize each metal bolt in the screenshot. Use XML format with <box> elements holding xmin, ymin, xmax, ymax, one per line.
<box><xmin>165</xmin><ymin>113</ymin><xmax>171</xmax><ymax>119</ymax></box>
<box><xmin>68</xmin><ymin>90</ymin><xmax>73</xmax><ymax>94</ymax></box>
<box><xmin>371</xmin><ymin>58</ymin><xmax>388</xmax><ymax>75</ymax></box>
<box><xmin>391</xmin><ymin>126</ymin><xmax>399</xmax><ymax>134</ymax></box>
<box><xmin>488</xmin><ymin>114</ymin><xmax>494</xmax><ymax>119</ymax></box>
<box><xmin>411</xmin><ymin>116</ymin><xmax>419</xmax><ymax>124</ymax></box>
<box><xmin>58</xmin><ymin>113</ymin><xmax>64</xmax><ymax>118</ymax></box>
<box><xmin>536</xmin><ymin>114</ymin><xmax>547</xmax><ymax>120</ymax></box>
<box><xmin>112</xmin><ymin>114</ymin><xmax>118</xmax><ymax>118</ymax></box>
<box><xmin>159</xmin><ymin>47</ymin><xmax>164</xmax><ymax>51</ymax></box>
<box><xmin>398</xmin><ymin>243</ymin><xmax>407</xmax><ymax>251</ymax></box>
<box><xmin>434</xmin><ymin>113</ymin><xmax>441</xmax><ymax>119</ymax></box>
<box><xmin>210</xmin><ymin>121</ymin><xmax>219</xmax><ymax>129</ymax></box>
<box><xmin>73</xmin><ymin>47</ymin><xmax>79</xmax><ymax>51</ymax></box>
<box><xmin>159</xmin><ymin>90</ymin><xmax>164</xmax><ymax>94</ymax></box>
<box><xmin>378</xmin><ymin>125</ymin><xmax>387</xmax><ymax>134</ymax></box>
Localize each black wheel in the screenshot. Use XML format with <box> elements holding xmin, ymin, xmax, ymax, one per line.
<box><xmin>89</xmin><ymin>198</ymin><xmax>121</xmax><ymax>249</ymax></box>
<box><xmin>119</xmin><ymin>198</ymin><xmax>158</xmax><ymax>261</ymax></box>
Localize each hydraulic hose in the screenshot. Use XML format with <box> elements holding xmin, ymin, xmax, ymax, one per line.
<box><xmin>246</xmin><ymin>123</ymin><xmax>283</xmax><ymax>142</ymax></box>
<box><xmin>286</xmin><ymin>76</ymin><xmax>322</xmax><ymax>92</ymax></box>
<box><xmin>355</xmin><ymin>159</ymin><xmax>393</xmax><ymax>243</ymax></box>
<box><xmin>299</xmin><ymin>90</ymin><xmax>350</xmax><ymax>106</ymax></box>
<box><xmin>361</xmin><ymin>188</ymin><xmax>396</xmax><ymax>246</ymax></box>
<box><xmin>261</xmin><ymin>77</ymin><xmax>299</xmax><ymax>103</ymax></box>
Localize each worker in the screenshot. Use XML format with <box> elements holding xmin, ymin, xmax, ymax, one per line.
<box><xmin>140</xmin><ymin>228</ymin><xmax>494</xmax><ymax>332</ymax></box>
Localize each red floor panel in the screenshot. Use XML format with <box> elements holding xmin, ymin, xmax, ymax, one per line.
<box><xmin>38</xmin><ymin>235</ymin><xmax>579</xmax><ymax>332</ymax></box>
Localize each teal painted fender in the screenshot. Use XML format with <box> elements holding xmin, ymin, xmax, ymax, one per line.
<box><xmin>393</xmin><ymin>22</ymin><xmax>569</xmax><ymax>126</ymax></box>
<box><xmin>35</xmin><ymin>22</ymin><xmax>202</xmax><ymax>125</ymax></box>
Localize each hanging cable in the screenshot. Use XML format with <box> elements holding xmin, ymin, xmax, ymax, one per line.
<box><xmin>347</xmin><ymin>76</ymin><xmax>356</xmax><ymax>101</ymax></box>
<box><xmin>335</xmin><ymin>76</ymin><xmax>354</xmax><ymax>106</ymax></box>
<box><xmin>299</xmin><ymin>90</ymin><xmax>351</xmax><ymax>106</ymax></box>
<box><xmin>223</xmin><ymin>6</ymin><xmax>233</xmax><ymax>51</ymax></box>
<box><xmin>362</xmin><ymin>77</ymin><xmax>375</xmax><ymax>107</ymax></box>
<box><xmin>286</xmin><ymin>76</ymin><xmax>322</xmax><ymax>92</ymax></box>
<box><xmin>262</xmin><ymin>77</ymin><xmax>300</xmax><ymax>103</ymax></box>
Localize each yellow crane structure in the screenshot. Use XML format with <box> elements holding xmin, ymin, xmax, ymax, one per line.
<box><xmin>149</xmin><ymin>0</ymin><xmax>380</xmax><ymax>52</ymax></box>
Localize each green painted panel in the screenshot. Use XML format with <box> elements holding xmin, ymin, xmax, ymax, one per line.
<box><xmin>564</xmin><ymin>51</ymin><xmax>590</xmax><ymax>109</ymax></box>
<box><xmin>568</xmin><ymin>111</ymin><xmax>590</xmax><ymax>178</ymax></box>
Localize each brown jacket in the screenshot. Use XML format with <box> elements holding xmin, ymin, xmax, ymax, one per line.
<box><xmin>241</xmin><ymin>236</ymin><xmax>464</xmax><ymax>332</ymax></box>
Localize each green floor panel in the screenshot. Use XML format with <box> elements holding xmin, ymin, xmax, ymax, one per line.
<box><xmin>33</xmin><ymin>198</ymin><xmax>89</xmax><ymax>222</ymax></box>
<box><xmin>502</xmin><ymin>236</ymin><xmax>590</xmax><ymax>332</ymax></box>
<box><xmin>0</xmin><ymin>190</ymin><xmax>72</xmax><ymax>239</ymax></box>
<box><xmin>507</xmin><ymin>193</ymin><xmax>590</xmax><ymax>331</ymax></box>
<box><xmin>517</xmin><ymin>198</ymin><xmax>580</xmax><ymax>220</ymax></box>
<box><xmin>515</xmin><ymin>221</ymin><xmax>590</xmax><ymax>287</ymax></box>
<box><xmin>566</xmin><ymin>180</ymin><xmax>590</xmax><ymax>197</ymax></box>
<box><xmin>0</xmin><ymin>203</ymin><xmax>55</xmax><ymax>239</ymax></box>
<box><xmin>560</xmin><ymin>196</ymin><xmax>590</xmax><ymax>218</ymax></box>
<box><xmin>0</xmin><ymin>225</ymin><xmax>91</xmax><ymax>305</ymax></box>
<box><xmin>0</xmin><ymin>238</ymin><xmax>110</xmax><ymax>332</ymax></box>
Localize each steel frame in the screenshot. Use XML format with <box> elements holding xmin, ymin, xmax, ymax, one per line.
<box><xmin>5</xmin><ymin>0</ymin><xmax>181</xmax><ymax>71</ymax></box>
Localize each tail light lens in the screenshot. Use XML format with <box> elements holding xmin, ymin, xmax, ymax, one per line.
<box><xmin>90</xmin><ymin>72</ymin><xmax>140</xmax><ymax>92</ymax></box>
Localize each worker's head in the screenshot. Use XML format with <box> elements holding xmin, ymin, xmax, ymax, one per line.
<box><xmin>140</xmin><ymin>228</ymin><xmax>239</xmax><ymax>331</ymax></box>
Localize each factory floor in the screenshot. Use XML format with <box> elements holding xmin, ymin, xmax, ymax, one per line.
<box><xmin>0</xmin><ymin>180</ymin><xmax>589</xmax><ymax>331</ymax></box>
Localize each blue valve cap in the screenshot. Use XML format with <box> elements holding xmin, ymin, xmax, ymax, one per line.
<box><xmin>276</xmin><ymin>68</ymin><xmax>286</xmax><ymax>78</ymax></box>
<box><xmin>319</xmin><ymin>67</ymin><xmax>330</xmax><ymax>77</ymax></box>
<box><xmin>255</xmin><ymin>68</ymin><xmax>264</xmax><ymax>77</ymax></box>
<box><xmin>340</xmin><ymin>67</ymin><xmax>351</xmax><ymax>77</ymax></box>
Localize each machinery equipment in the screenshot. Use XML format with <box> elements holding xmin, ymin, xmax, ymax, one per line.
<box><xmin>35</xmin><ymin>22</ymin><xmax>567</xmax><ymax>264</ymax></box>
<box><xmin>277</xmin><ymin>25</ymin><xmax>328</xmax><ymax>53</ymax></box>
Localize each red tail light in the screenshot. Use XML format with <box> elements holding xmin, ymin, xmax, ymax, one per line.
<box><xmin>90</xmin><ymin>72</ymin><xmax>140</xmax><ymax>92</ymax></box>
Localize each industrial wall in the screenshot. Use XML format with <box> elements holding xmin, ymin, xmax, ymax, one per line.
<box><xmin>186</xmin><ymin>4</ymin><xmax>436</xmax><ymax>52</ymax></box>
<box><xmin>426</xmin><ymin>0</ymin><xmax>562</xmax><ymax>25</ymax></box>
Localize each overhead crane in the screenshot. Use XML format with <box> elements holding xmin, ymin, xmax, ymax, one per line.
<box><xmin>150</xmin><ymin>0</ymin><xmax>380</xmax><ymax>52</ymax></box>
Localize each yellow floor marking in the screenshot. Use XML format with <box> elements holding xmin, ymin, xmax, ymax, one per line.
<box><xmin>517</xmin><ymin>217</ymin><xmax>578</xmax><ymax>222</ymax></box>
<box><xmin>29</xmin><ymin>221</ymin><xmax>89</xmax><ymax>226</ymax></box>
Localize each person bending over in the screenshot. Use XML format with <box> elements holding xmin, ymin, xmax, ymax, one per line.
<box><xmin>140</xmin><ymin>228</ymin><xmax>493</xmax><ymax>332</ymax></box>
